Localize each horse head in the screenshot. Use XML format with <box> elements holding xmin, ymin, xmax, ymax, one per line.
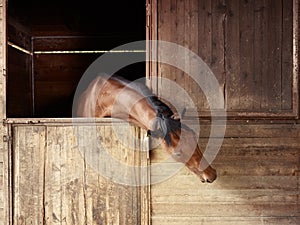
<box><xmin>149</xmin><ymin>114</ymin><xmax>217</xmax><ymax>183</ymax></box>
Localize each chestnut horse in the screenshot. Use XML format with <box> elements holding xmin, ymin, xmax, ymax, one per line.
<box><xmin>75</xmin><ymin>74</ymin><xmax>217</xmax><ymax>183</ymax></box>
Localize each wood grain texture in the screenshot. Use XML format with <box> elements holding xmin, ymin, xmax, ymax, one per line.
<box><xmin>11</xmin><ymin>123</ymin><xmax>149</xmax><ymax>225</ymax></box>
<box><xmin>152</xmin><ymin>0</ymin><xmax>298</xmax><ymax>118</ymax></box>
<box><xmin>150</xmin><ymin>123</ymin><xmax>300</xmax><ymax>225</ymax></box>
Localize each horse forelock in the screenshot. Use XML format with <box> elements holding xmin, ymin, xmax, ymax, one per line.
<box><xmin>149</xmin><ymin>114</ymin><xmax>182</xmax><ymax>145</ymax></box>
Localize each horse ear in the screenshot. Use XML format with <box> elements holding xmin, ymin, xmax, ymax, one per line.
<box><xmin>171</xmin><ymin>107</ymin><xmax>186</xmax><ymax>121</ymax></box>
<box><xmin>171</xmin><ymin>114</ymin><xmax>181</xmax><ymax>121</ymax></box>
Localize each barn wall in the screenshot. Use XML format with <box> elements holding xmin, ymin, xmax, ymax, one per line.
<box><xmin>150</xmin><ymin>123</ymin><xmax>300</xmax><ymax>224</ymax></box>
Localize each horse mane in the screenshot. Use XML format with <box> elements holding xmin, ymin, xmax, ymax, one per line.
<box><xmin>110</xmin><ymin>74</ymin><xmax>185</xmax><ymax>145</ymax></box>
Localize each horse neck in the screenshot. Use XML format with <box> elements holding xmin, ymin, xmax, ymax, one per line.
<box><xmin>102</xmin><ymin>82</ymin><xmax>157</xmax><ymax>131</ymax></box>
<box><xmin>120</xmin><ymin>93</ymin><xmax>157</xmax><ymax>131</ymax></box>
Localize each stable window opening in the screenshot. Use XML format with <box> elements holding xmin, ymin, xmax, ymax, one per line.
<box><xmin>7</xmin><ymin>0</ymin><xmax>146</xmax><ymax>118</ymax></box>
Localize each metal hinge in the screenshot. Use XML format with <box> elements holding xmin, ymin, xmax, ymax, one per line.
<box><xmin>3</xmin><ymin>118</ymin><xmax>8</xmax><ymax>126</ymax></box>
<box><xmin>3</xmin><ymin>135</ymin><xmax>12</xmax><ymax>142</ymax></box>
<box><xmin>2</xmin><ymin>68</ymin><xmax>6</xmax><ymax>76</ymax></box>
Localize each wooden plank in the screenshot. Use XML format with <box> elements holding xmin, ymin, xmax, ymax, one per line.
<box><xmin>187</xmin><ymin>0</ymin><xmax>203</xmax><ymax>109</ymax></box>
<box><xmin>173</xmin><ymin>0</ymin><xmax>185</xmax><ymax>107</ymax></box>
<box><xmin>151</xmin><ymin>202</ymin><xmax>299</xmax><ymax>217</ymax></box>
<box><xmin>238</xmin><ymin>0</ymin><xmax>255</xmax><ymax>110</ymax></box>
<box><xmin>210</xmin><ymin>0</ymin><xmax>226</xmax><ymax>110</ymax></box>
<box><xmin>157</xmin><ymin>0</ymin><xmax>172</xmax><ymax>101</ymax></box>
<box><xmin>185</xmin><ymin>123</ymin><xmax>300</xmax><ymax>138</ymax></box>
<box><xmin>261</xmin><ymin>0</ymin><xmax>282</xmax><ymax>110</ymax></box>
<box><xmin>197</xmin><ymin>0</ymin><xmax>213</xmax><ymax>109</ymax></box>
<box><xmin>151</xmin><ymin>216</ymin><xmax>300</xmax><ymax>225</ymax></box>
<box><xmin>198</xmin><ymin>0</ymin><xmax>212</xmax><ymax>65</ymax></box>
<box><xmin>2</xmin><ymin>2</ymin><xmax>9</xmax><ymax>225</ymax></box>
<box><xmin>225</xmin><ymin>0</ymin><xmax>241</xmax><ymax>110</ymax></box>
<box><xmin>13</xmin><ymin>126</ymin><xmax>46</xmax><ymax>224</ymax></box>
<box><xmin>281</xmin><ymin>0</ymin><xmax>294</xmax><ymax>110</ymax></box>
<box><xmin>151</xmin><ymin>189</ymin><xmax>299</xmax><ymax>204</ymax></box>
<box><xmin>151</xmin><ymin>147</ymin><xmax>299</xmax><ymax>176</ymax></box>
<box><xmin>33</xmin><ymin>36</ymin><xmax>138</xmax><ymax>52</ymax></box>
<box><xmin>44</xmin><ymin>126</ymin><xmax>86</xmax><ymax>224</ymax></box>
<box><xmin>253</xmin><ymin>0</ymin><xmax>265</xmax><ymax>111</ymax></box>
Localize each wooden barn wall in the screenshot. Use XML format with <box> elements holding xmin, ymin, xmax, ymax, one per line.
<box><xmin>150</xmin><ymin>122</ymin><xmax>300</xmax><ymax>224</ymax></box>
<box><xmin>150</xmin><ymin>0</ymin><xmax>298</xmax><ymax>118</ymax></box>
<box><xmin>8</xmin><ymin>120</ymin><xmax>150</xmax><ymax>225</ymax></box>
<box><xmin>147</xmin><ymin>0</ymin><xmax>300</xmax><ymax>224</ymax></box>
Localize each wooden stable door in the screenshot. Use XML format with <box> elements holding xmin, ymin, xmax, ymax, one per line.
<box><xmin>9</xmin><ymin>120</ymin><xmax>150</xmax><ymax>225</ymax></box>
<box><xmin>147</xmin><ymin>0</ymin><xmax>299</xmax><ymax>119</ymax></box>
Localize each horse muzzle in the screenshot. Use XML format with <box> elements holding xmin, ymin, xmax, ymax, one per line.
<box><xmin>200</xmin><ymin>167</ymin><xmax>217</xmax><ymax>183</ymax></box>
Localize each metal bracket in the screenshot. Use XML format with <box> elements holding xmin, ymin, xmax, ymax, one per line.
<box><xmin>3</xmin><ymin>135</ymin><xmax>12</xmax><ymax>142</ymax></box>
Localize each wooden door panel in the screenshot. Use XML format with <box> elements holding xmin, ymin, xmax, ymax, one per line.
<box><xmin>12</xmin><ymin>122</ymin><xmax>149</xmax><ymax>225</ymax></box>
<box><xmin>148</xmin><ymin>0</ymin><xmax>299</xmax><ymax>118</ymax></box>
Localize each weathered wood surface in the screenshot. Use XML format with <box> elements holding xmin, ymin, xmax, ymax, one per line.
<box><xmin>150</xmin><ymin>123</ymin><xmax>300</xmax><ymax>225</ymax></box>
<box><xmin>1</xmin><ymin>0</ymin><xmax>8</xmax><ymax>224</ymax></box>
<box><xmin>153</xmin><ymin>0</ymin><xmax>298</xmax><ymax>118</ymax></box>
<box><xmin>12</xmin><ymin>123</ymin><xmax>149</xmax><ymax>225</ymax></box>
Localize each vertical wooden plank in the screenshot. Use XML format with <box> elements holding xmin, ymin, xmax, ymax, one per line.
<box><xmin>13</xmin><ymin>126</ymin><xmax>46</xmax><ymax>225</ymax></box>
<box><xmin>44</xmin><ymin>126</ymin><xmax>86</xmax><ymax>224</ymax></box>
<box><xmin>253</xmin><ymin>0</ymin><xmax>265</xmax><ymax>111</ymax></box>
<box><xmin>140</xmin><ymin>129</ymin><xmax>151</xmax><ymax>225</ymax></box>
<box><xmin>187</xmin><ymin>0</ymin><xmax>202</xmax><ymax>109</ymax></box>
<box><xmin>62</xmin><ymin>126</ymin><xmax>86</xmax><ymax>225</ymax></box>
<box><xmin>238</xmin><ymin>0</ymin><xmax>255</xmax><ymax>110</ymax></box>
<box><xmin>261</xmin><ymin>0</ymin><xmax>283</xmax><ymax>110</ymax></box>
<box><xmin>211</xmin><ymin>0</ymin><xmax>226</xmax><ymax>110</ymax></box>
<box><xmin>225</xmin><ymin>0</ymin><xmax>240</xmax><ymax>110</ymax></box>
<box><xmin>1</xmin><ymin>1</ymin><xmax>9</xmax><ymax>223</ymax></box>
<box><xmin>147</xmin><ymin>0</ymin><xmax>159</xmax><ymax>95</ymax></box>
<box><xmin>269</xmin><ymin>0</ymin><xmax>283</xmax><ymax>110</ymax></box>
<box><xmin>1</xmin><ymin>0</ymin><xmax>7</xmax><ymax>119</ymax></box>
<box><xmin>177</xmin><ymin>0</ymin><xmax>189</xmax><ymax>109</ymax></box>
<box><xmin>44</xmin><ymin>126</ymin><xmax>63</xmax><ymax>224</ymax></box>
<box><xmin>258</xmin><ymin>0</ymin><xmax>269</xmax><ymax>111</ymax></box>
<box><xmin>79</xmin><ymin>125</ymin><xmax>107</xmax><ymax>225</ymax></box>
<box><xmin>198</xmin><ymin>0</ymin><xmax>213</xmax><ymax>110</ymax></box>
<box><xmin>281</xmin><ymin>0</ymin><xmax>293</xmax><ymax>110</ymax></box>
<box><xmin>157</xmin><ymin>0</ymin><xmax>172</xmax><ymax>100</ymax></box>
<box><xmin>198</xmin><ymin>0</ymin><xmax>212</xmax><ymax>65</ymax></box>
